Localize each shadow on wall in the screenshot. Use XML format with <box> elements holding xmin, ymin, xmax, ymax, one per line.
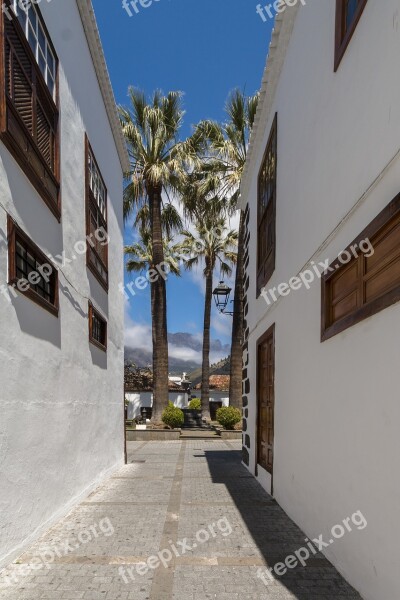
<box><xmin>11</xmin><ymin>294</ymin><xmax>61</xmax><ymax>348</ymax></box>
<box><xmin>89</xmin><ymin>343</ymin><xmax>107</xmax><ymax>370</ymax></box>
<box><xmin>60</xmin><ymin>282</ymin><xmax>87</xmax><ymax>318</ymax></box>
<box><xmin>202</xmin><ymin>449</ymin><xmax>362</xmax><ymax>600</ymax></box>
<box><xmin>0</xmin><ymin>148</ymin><xmax>64</xmax><ymax>258</ymax></box>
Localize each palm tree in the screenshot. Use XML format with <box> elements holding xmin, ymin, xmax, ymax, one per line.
<box><xmin>120</xmin><ymin>88</ymin><xmax>199</xmax><ymax>422</ymax></box>
<box><xmin>178</xmin><ymin>216</ymin><xmax>238</xmax><ymax>420</ymax></box>
<box><xmin>125</xmin><ymin>229</ymin><xmax>182</xmax><ymax>279</ymax></box>
<box><xmin>194</xmin><ymin>90</ymin><xmax>259</xmax><ymax>409</ymax></box>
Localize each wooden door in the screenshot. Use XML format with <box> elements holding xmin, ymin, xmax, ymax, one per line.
<box><xmin>257</xmin><ymin>325</ymin><xmax>275</xmax><ymax>477</ymax></box>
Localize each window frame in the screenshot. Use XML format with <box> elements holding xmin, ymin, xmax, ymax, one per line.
<box><xmin>85</xmin><ymin>134</ymin><xmax>109</xmax><ymax>292</ymax></box>
<box><xmin>0</xmin><ymin>0</ymin><xmax>60</xmax><ymax>219</ymax></box>
<box><xmin>7</xmin><ymin>215</ymin><xmax>59</xmax><ymax>316</ymax></box>
<box><xmin>256</xmin><ymin>324</ymin><xmax>275</xmax><ymax>480</ymax></box>
<box><xmin>321</xmin><ymin>193</ymin><xmax>400</xmax><ymax>341</ymax></box>
<box><xmin>257</xmin><ymin>113</ymin><xmax>277</xmax><ymax>296</ymax></box>
<box><xmin>334</xmin><ymin>0</ymin><xmax>368</xmax><ymax>72</ymax></box>
<box><xmin>88</xmin><ymin>301</ymin><xmax>107</xmax><ymax>352</ymax></box>
<box><xmin>12</xmin><ymin>0</ymin><xmax>56</xmax><ymax>99</ymax></box>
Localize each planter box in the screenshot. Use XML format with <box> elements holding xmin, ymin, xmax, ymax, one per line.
<box><xmin>218</xmin><ymin>430</ymin><xmax>242</xmax><ymax>440</ymax></box>
<box><xmin>209</xmin><ymin>401</ymin><xmax>223</xmax><ymax>421</ymax></box>
<box><xmin>182</xmin><ymin>409</ymin><xmax>203</xmax><ymax>428</ymax></box>
<box><xmin>126</xmin><ymin>429</ymin><xmax>181</xmax><ymax>441</ymax></box>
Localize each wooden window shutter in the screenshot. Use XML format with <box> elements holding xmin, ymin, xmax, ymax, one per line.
<box><xmin>5</xmin><ymin>18</ymin><xmax>34</xmax><ymax>134</ymax></box>
<box><xmin>1</xmin><ymin>11</ymin><xmax>60</xmax><ymax>218</ymax></box>
<box><xmin>322</xmin><ymin>194</ymin><xmax>400</xmax><ymax>340</ymax></box>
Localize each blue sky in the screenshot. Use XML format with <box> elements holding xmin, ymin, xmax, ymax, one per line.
<box><xmin>92</xmin><ymin>0</ymin><xmax>274</xmax><ymax>357</ymax></box>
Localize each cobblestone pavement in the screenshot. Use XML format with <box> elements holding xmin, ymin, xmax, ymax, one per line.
<box><xmin>0</xmin><ymin>440</ymin><xmax>362</xmax><ymax>599</ymax></box>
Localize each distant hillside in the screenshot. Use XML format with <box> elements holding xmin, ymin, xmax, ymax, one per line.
<box><xmin>124</xmin><ymin>347</ymin><xmax>201</xmax><ymax>373</ymax></box>
<box><xmin>189</xmin><ymin>356</ymin><xmax>231</xmax><ymax>385</ymax></box>
<box><xmin>124</xmin><ymin>332</ymin><xmax>231</xmax><ymax>376</ymax></box>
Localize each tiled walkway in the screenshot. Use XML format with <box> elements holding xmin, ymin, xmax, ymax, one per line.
<box><xmin>0</xmin><ymin>440</ymin><xmax>362</xmax><ymax>599</ymax></box>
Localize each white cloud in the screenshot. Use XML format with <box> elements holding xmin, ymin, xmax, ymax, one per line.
<box><xmin>125</xmin><ymin>313</ymin><xmax>229</xmax><ymax>366</ymax></box>
<box><xmin>212</xmin><ymin>308</ymin><xmax>233</xmax><ymax>339</ymax></box>
<box><xmin>124</xmin><ymin>320</ymin><xmax>152</xmax><ymax>351</ymax></box>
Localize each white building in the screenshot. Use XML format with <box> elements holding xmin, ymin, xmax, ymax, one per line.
<box><xmin>0</xmin><ymin>0</ymin><xmax>129</xmax><ymax>567</ymax></box>
<box><xmin>240</xmin><ymin>2</ymin><xmax>400</xmax><ymax>599</ymax></box>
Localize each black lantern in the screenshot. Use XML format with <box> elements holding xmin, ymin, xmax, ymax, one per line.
<box><xmin>212</xmin><ymin>281</ymin><xmax>233</xmax><ymax>315</ymax></box>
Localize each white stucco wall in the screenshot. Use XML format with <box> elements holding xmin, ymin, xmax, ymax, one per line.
<box><xmin>0</xmin><ymin>1</ymin><xmax>124</xmax><ymax>567</ymax></box>
<box><xmin>244</xmin><ymin>2</ymin><xmax>400</xmax><ymax>599</ymax></box>
<box><xmin>125</xmin><ymin>392</ymin><xmax>190</xmax><ymax>419</ymax></box>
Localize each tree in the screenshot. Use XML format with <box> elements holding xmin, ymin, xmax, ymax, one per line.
<box><xmin>178</xmin><ymin>216</ymin><xmax>238</xmax><ymax>420</ymax></box>
<box><xmin>125</xmin><ymin>229</ymin><xmax>182</xmax><ymax>279</ymax></box>
<box><xmin>120</xmin><ymin>89</ymin><xmax>198</xmax><ymax>422</ymax></box>
<box><xmin>195</xmin><ymin>90</ymin><xmax>259</xmax><ymax>409</ymax></box>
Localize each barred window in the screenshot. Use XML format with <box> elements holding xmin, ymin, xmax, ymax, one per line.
<box><xmin>7</xmin><ymin>216</ymin><xmax>58</xmax><ymax>316</ymax></box>
<box><xmin>89</xmin><ymin>303</ymin><xmax>107</xmax><ymax>351</ymax></box>
<box><xmin>85</xmin><ymin>136</ymin><xmax>108</xmax><ymax>290</ymax></box>
<box><xmin>257</xmin><ymin>114</ymin><xmax>277</xmax><ymax>294</ymax></box>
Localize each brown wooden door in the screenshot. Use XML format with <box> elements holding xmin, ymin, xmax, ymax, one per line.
<box><xmin>257</xmin><ymin>325</ymin><xmax>275</xmax><ymax>477</ymax></box>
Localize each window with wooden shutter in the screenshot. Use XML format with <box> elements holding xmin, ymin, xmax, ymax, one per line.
<box><xmin>322</xmin><ymin>194</ymin><xmax>400</xmax><ymax>341</ymax></box>
<box><xmin>335</xmin><ymin>0</ymin><xmax>368</xmax><ymax>71</ymax></box>
<box><xmin>0</xmin><ymin>2</ymin><xmax>60</xmax><ymax>218</ymax></box>
<box><xmin>7</xmin><ymin>215</ymin><xmax>59</xmax><ymax>316</ymax></box>
<box><xmin>88</xmin><ymin>302</ymin><xmax>107</xmax><ymax>351</ymax></box>
<box><xmin>85</xmin><ymin>136</ymin><xmax>108</xmax><ymax>291</ymax></box>
<box><xmin>257</xmin><ymin>114</ymin><xmax>277</xmax><ymax>295</ymax></box>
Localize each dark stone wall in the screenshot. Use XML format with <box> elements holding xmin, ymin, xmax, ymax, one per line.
<box><xmin>242</xmin><ymin>204</ymin><xmax>252</xmax><ymax>464</ymax></box>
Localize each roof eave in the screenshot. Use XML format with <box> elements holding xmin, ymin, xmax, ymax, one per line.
<box><xmin>76</xmin><ymin>0</ymin><xmax>130</xmax><ymax>173</ymax></box>
<box><xmin>239</xmin><ymin>8</ymin><xmax>299</xmax><ymax>209</ymax></box>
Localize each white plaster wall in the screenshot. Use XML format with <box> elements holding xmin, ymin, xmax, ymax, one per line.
<box><xmin>125</xmin><ymin>393</ymin><xmax>190</xmax><ymax>419</ymax></box>
<box><xmin>0</xmin><ymin>1</ymin><xmax>124</xmax><ymax>567</ymax></box>
<box><xmin>244</xmin><ymin>1</ymin><xmax>400</xmax><ymax>599</ymax></box>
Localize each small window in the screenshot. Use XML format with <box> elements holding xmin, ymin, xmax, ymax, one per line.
<box><xmin>335</xmin><ymin>0</ymin><xmax>368</xmax><ymax>71</ymax></box>
<box><xmin>322</xmin><ymin>194</ymin><xmax>400</xmax><ymax>341</ymax></box>
<box><xmin>7</xmin><ymin>216</ymin><xmax>59</xmax><ymax>316</ymax></box>
<box><xmin>88</xmin><ymin>303</ymin><xmax>107</xmax><ymax>351</ymax></box>
<box><xmin>1</xmin><ymin>4</ymin><xmax>60</xmax><ymax>217</ymax></box>
<box><xmin>85</xmin><ymin>136</ymin><xmax>108</xmax><ymax>290</ymax></box>
<box><xmin>257</xmin><ymin>114</ymin><xmax>277</xmax><ymax>295</ymax></box>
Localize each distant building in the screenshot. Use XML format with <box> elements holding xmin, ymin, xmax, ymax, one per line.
<box><xmin>124</xmin><ymin>365</ymin><xmax>190</xmax><ymax>417</ymax></box>
<box><xmin>194</xmin><ymin>375</ymin><xmax>230</xmax><ymax>392</ymax></box>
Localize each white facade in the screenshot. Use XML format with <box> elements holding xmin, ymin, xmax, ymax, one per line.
<box><xmin>0</xmin><ymin>1</ymin><xmax>128</xmax><ymax>567</ymax></box>
<box><xmin>125</xmin><ymin>392</ymin><xmax>190</xmax><ymax>419</ymax></box>
<box><xmin>240</xmin><ymin>2</ymin><xmax>400</xmax><ymax>599</ymax></box>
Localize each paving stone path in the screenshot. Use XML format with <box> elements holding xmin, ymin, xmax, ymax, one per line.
<box><xmin>0</xmin><ymin>440</ymin><xmax>362</xmax><ymax>599</ymax></box>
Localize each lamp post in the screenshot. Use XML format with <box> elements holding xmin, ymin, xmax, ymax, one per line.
<box><xmin>212</xmin><ymin>281</ymin><xmax>234</xmax><ymax>316</ymax></box>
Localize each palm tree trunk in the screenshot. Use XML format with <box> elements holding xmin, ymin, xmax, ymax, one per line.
<box><xmin>229</xmin><ymin>211</ymin><xmax>244</xmax><ymax>409</ymax></box>
<box><xmin>201</xmin><ymin>260</ymin><xmax>212</xmax><ymax>421</ymax></box>
<box><xmin>148</xmin><ymin>185</ymin><xmax>169</xmax><ymax>423</ymax></box>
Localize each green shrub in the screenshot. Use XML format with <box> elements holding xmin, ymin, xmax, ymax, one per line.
<box><xmin>162</xmin><ymin>402</ymin><xmax>184</xmax><ymax>429</ymax></box>
<box><xmin>188</xmin><ymin>398</ymin><xmax>202</xmax><ymax>410</ymax></box>
<box><xmin>216</xmin><ymin>406</ymin><xmax>242</xmax><ymax>430</ymax></box>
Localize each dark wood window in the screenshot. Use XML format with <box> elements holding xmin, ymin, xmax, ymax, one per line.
<box><xmin>257</xmin><ymin>325</ymin><xmax>275</xmax><ymax>484</ymax></box>
<box><xmin>257</xmin><ymin>114</ymin><xmax>277</xmax><ymax>295</ymax></box>
<box><xmin>0</xmin><ymin>1</ymin><xmax>60</xmax><ymax>218</ymax></box>
<box><xmin>335</xmin><ymin>0</ymin><xmax>368</xmax><ymax>71</ymax></box>
<box><xmin>85</xmin><ymin>136</ymin><xmax>108</xmax><ymax>291</ymax></box>
<box><xmin>7</xmin><ymin>215</ymin><xmax>58</xmax><ymax>315</ymax></box>
<box><xmin>88</xmin><ymin>302</ymin><xmax>107</xmax><ymax>351</ymax></box>
<box><xmin>322</xmin><ymin>194</ymin><xmax>400</xmax><ymax>341</ymax></box>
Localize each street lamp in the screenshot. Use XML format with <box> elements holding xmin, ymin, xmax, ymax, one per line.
<box><xmin>212</xmin><ymin>281</ymin><xmax>233</xmax><ymax>316</ymax></box>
